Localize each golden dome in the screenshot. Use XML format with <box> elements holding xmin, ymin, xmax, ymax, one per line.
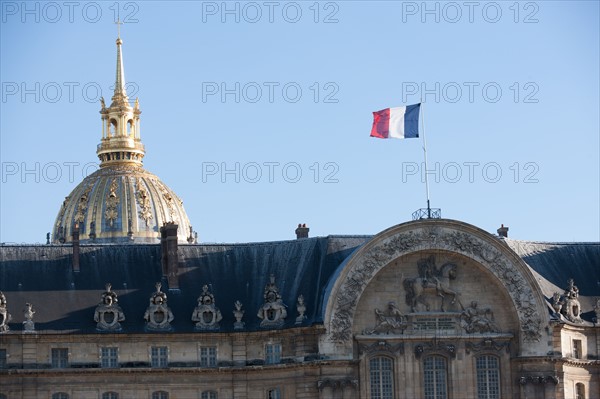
<box><xmin>52</xmin><ymin>35</ymin><xmax>193</xmax><ymax>244</ymax></box>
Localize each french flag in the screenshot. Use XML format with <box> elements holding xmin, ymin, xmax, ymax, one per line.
<box><xmin>370</xmin><ymin>104</ymin><xmax>420</xmax><ymax>139</ymax></box>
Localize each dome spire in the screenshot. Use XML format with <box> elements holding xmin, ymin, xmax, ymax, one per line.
<box><xmin>97</xmin><ymin>27</ymin><xmax>144</xmax><ymax>167</ymax></box>
<box><xmin>112</xmin><ymin>19</ymin><xmax>128</xmax><ymax>106</ymax></box>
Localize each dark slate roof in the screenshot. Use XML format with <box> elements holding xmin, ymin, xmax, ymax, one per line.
<box><xmin>1</xmin><ymin>236</ymin><xmax>598</xmax><ymax>334</ymax></box>
<box><xmin>0</xmin><ymin>236</ymin><xmax>370</xmax><ymax>333</ymax></box>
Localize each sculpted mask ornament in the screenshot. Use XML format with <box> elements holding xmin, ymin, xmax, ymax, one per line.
<box><xmin>94</xmin><ymin>283</ymin><xmax>125</xmax><ymax>332</ymax></box>
<box><xmin>144</xmin><ymin>282</ymin><xmax>174</xmax><ymax>331</ymax></box>
<box><xmin>191</xmin><ymin>285</ymin><xmax>222</xmax><ymax>331</ymax></box>
<box><xmin>257</xmin><ymin>274</ymin><xmax>287</xmax><ymax>328</ymax></box>
<box><xmin>0</xmin><ymin>292</ymin><xmax>12</xmax><ymax>333</ymax></box>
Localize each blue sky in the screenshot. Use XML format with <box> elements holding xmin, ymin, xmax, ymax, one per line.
<box><xmin>1</xmin><ymin>1</ymin><xmax>599</xmax><ymax>243</ymax></box>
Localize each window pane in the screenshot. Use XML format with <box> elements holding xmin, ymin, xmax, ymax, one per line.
<box><xmin>201</xmin><ymin>391</ymin><xmax>218</xmax><ymax>399</ymax></box>
<box><xmin>0</xmin><ymin>349</ymin><xmax>6</xmax><ymax>369</ymax></box>
<box><xmin>101</xmin><ymin>347</ymin><xmax>118</xmax><ymax>368</ymax></box>
<box><xmin>476</xmin><ymin>355</ymin><xmax>500</xmax><ymax>399</ymax></box>
<box><xmin>424</xmin><ymin>356</ymin><xmax>447</xmax><ymax>399</ymax></box>
<box><xmin>102</xmin><ymin>393</ymin><xmax>119</xmax><ymax>399</ymax></box>
<box><xmin>265</xmin><ymin>344</ymin><xmax>281</xmax><ymax>365</ymax></box>
<box><xmin>52</xmin><ymin>394</ymin><xmax>69</xmax><ymax>399</ymax></box>
<box><xmin>200</xmin><ymin>347</ymin><xmax>217</xmax><ymax>367</ymax></box>
<box><xmin>370</xmin><ymin>356</ymin><xmax>393</xmax><ymax>399</ymax></box>
<box><xmin>151</xmin><ymin>392</ymin><xmax>169</xmax><ymax>399</ymax></box>
<box><xmin>52</xmin><ymin>348</ymin><xmax>69</xmax><ymax>368</ymax></box>
<box><xmin>151</xmin><ymin>346</ymin><xmax>168</xmax><ymax>368</ymax></box>
<box><xmin>267</xmin><ymin>388</ymin><xmax>280</xmax><ymax>399</ymax></box>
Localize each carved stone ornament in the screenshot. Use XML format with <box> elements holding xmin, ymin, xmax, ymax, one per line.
<box><xmin>135</xmin><ymin>177</ymin><xmax>153</xmax><ymax>227</ymax></box>
<box><xmin>104</xmin><ymin>178</ymin><xmax>119</xmax><ymax>227</ymax></box>
<box><xmin>518</xmin><ymin>375</ymin><xmax>559</xmax><ymax>385</ymax></box>
<box><xmin>403</xmin><ymin>255</ymin><xmax>459</xmax><ymax>312</ymax></box>
<box><xmin>144</xmin><ymin>282</ymin><xmax>174</xmax><ymax>332</ymax></box>
<box><xmin>327</xmin><ymin>223</ymin><xmax>544</xmax><ymax>344</ymax></box>
<box><xmin>317</xmin><ymin>379</ymin><xmax>359</xmax><ymax>391</ymax></box>
<box><xmin>295</xmin><ymin>295</ymin><xmax>307</xmax><ymax>325</ymax></box>
<box><xmin>363</xmin><ymin>301</ymin><xmax>407</xmax><ymax>335</ymax></box>
<box><xmin>22</xmin><ymin>303</ymin><xmax>35</xmax><ymax>333</ymax></box>
<box><xmin>233</xmin><ymin>300</ymin><xmax>245</xmax><ymax>330</ymax></box>
<box><xmin>465</xmin><ymin>339</ymin><xmax>510</xmax><ymax>354</ymax></box>
<box><xmin>257</xmin><ymin>274</ymin><xmax>287</xmax><ymax>328</ymax></box>
<box><xmin>553</xmin><ymin>279</ymin><xmax>583</xmax><ymax>323</ymax></box>
<box><xmin>459</xmin><ymin>301</ymin><xmax>499</xmax><ymax>333</ymax></box>
<box><xmin>191</xmin><ymin>285</ymin><xmax>222</xmax><ymax>331</ymax></box>
<box><xmin>359</xmin><ymin>341</ymin><xmax>405</xmax><ymax>355</ymax></box>
<box><xmin>0</xmin><ymin>292</ymin><xmax>12</xmax><ymax>333</ymax></box>
<box><xmin>414</xmin><ymin>340</ymin><xmax>456</xmax><ymax>359</ymax></box>
<box><xmin>94</xmin><ymin>283</ymin><xmax>125</xmax><ymax>332</ymax></box>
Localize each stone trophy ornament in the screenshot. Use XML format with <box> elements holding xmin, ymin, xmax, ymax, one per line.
<box><xmin>233</xmin><ymin>300</ymin><xmax>245</xmax><ymax>330</ymax></box>
<box><xmin>94</xmin><ymin>283</ymin><xmax>125</xmax><ymax>332</ymax></box>
<box><xmin>23</xmin><ymin>303</ymin><xmax>35</xmax><ymax>333</ymax></box>
<box><xmin>0</xmin><ymin>292</ymin><xmax>11</xmax><ymax>333</ymax></box>
<box><xmin>295</xmin><ymin>295</ymin><xmax>307</xmax><ymax>325</ymax></box>
<box><xmin>144</xmin><ymin>282</ymin><xmax>174</xmax><ymax>331</ymax></box>
<box><xmin>257</xmin><ymin>274</ymin><xmax>287</xmax><ymax>328</ymax></box>
<box><xmin>552</xmin><ymin>279</ymin><xmax>583</xmax><ymax>323</ymax></box>
<box><xmin>191</xmin><ymin>285</ymin><xmax>222</xmax><ymax>331</ymax></box>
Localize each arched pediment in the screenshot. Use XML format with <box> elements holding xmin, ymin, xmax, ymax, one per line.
<box><xmin>322</xmin><ymin>219</ymin><xmax>549</xmax><ymax>354</ymax></box>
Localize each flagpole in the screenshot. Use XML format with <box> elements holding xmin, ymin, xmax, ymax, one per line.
<box><xmin>420</xmin><ymin>101</ymin><xmax>431</xmax><ymax>218</ymax></box>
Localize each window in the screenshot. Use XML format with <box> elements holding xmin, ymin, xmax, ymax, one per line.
<box><xmin>101</xmin><ymin>347</ymin><xmax>118</xmax><ymax>368</ymax></box>
<box><xmin>0</xmin><ymin>349</ymin><xmax>6</xmax><ymax>369</ymax></box>
<box><xmin>265</xmin><ymin>343</ymin><xmax>281</xmax><ymax>365</ymax></box>
<box><xmin>576</xmin><ymin>383</ymin><xmax>585</xmax><ymax>399</ymax></box>
<box><xmin>102</xmin><ymin>393</ymin><xmax>119</xmax><ymax>399</ymax></box>
<box><xmin>151</xmin><ymin>346</ymin><xmax>168</xmax><ymax>368</ymax></box>
<box><xmin>0</xmin><ymin>394</ymin><xmax>7</xmax><ymax>399</ymax></box>
<box><xmin>200</xmin><ymin>346</ymin><xmax>217</xmax><ymax>368</ymax></box>
<box><xmin>201</xmin><ymin>391</ymin><xmax>218</xmax><ymax>399</ymax></box>
<box><xmin>369</xmin><ymin>356</ymin><xmax>394</xmax><ymax>399</ymax></box>
<box><xmin>52</xmin><ymin>348</ymin><xmax>69</xmax><ymax>368</ymax></box>
<box><xmin>267</xmin><ymin>388</ymin><xmax>280</xmax><ymax>399</ymax></box>
<box><xmin>52</xmin><ymin>394</ymin><xmax>69</xmax><ymax>399</ymax></box>
<box><xmin>151</xmin><ymin>392</ymin><xmax>169</xmax><ymax>399</ymax></box>
<box><xmin>573</xmin><ymin>339</ymin><xmax>582</xmax><ymax>359</ymax></box>
<box><xmin>424</xmin><ymin>355</ymin><xmax>447</xmax><ymax>399</ymax></box>
<box><xmin>476</xmin><ymin>355</ymin><xmax>500</xmax><ymax>399</ymax></box>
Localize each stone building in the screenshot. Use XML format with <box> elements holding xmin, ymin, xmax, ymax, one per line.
<box><xmin>0</xmin><ymin>35</ymin><xmax>599</xmax><ymax>399</ymax></box>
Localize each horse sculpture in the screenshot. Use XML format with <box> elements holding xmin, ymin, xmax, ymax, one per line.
<box><xmin>403</xmin><ymin>256</ymin><xmax>460</xmax><ymax>312</ymax></box>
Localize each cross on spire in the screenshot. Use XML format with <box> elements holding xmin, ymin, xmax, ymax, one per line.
<box><xmin>115</xmin><ymin>18</ymin><xmax>123</xmax><ymax>39</ymax></box>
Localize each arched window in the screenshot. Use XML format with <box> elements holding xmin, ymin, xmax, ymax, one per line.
<box><xmin>576</xmin><ymin>383</ymin><xmax>585</xmax><ymax>399</ymax></box>
<box><xmin>102</xmin><ymin>393</ymin><xmax>119</xmax><ymax>399</ymax></box>
<box><xmin>151</xmin><ymin>392</ymin><xmax>168</xmax><ymax>399</ymax></box>
<box><xmin>109</xmin><ymin>119</ymin><xmax>117</xmax><ymax>137</ymax></box>
<box><xmin>52</xmin><ymin>394</ymin><xmax>69</xmax><ymax>399</ymax></box>
<box><xmin>476</xmin><ymin>355</ymin><xmax>500</xmax><ymax>399</ymax></box>
<box><xmin>369</xmin><ymin>356</ymin><xmax>394</xmax><ymax>399</ymax></box>
<box><xmin>423</xmin><ymin>355</ymin><xmax>447</xmax><ymax>399</ymax></box>
<box><xmin>201</xmin><ymin>391</ymin><xmax>218</xmax><ymax>399</ymax></box>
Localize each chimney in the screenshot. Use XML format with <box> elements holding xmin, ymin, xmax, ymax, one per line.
<box><xmin>72</xmin><ymin>223</ymin><xmax>80</xmax><ymax>272</ymax></box>
<box><xmin>160</xmin><ymin>222</ymin><xmax>179</xmax><ymax>289</ymax></box>
<box><xmin>295</xmin><ymin>223</ymin><xmax>309</xmax><ymax>239</ymax></box>
<box><xmin>497</xmin><ymin>224</ymin><xmax>509</xmax><ymax>238</ymax></box>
